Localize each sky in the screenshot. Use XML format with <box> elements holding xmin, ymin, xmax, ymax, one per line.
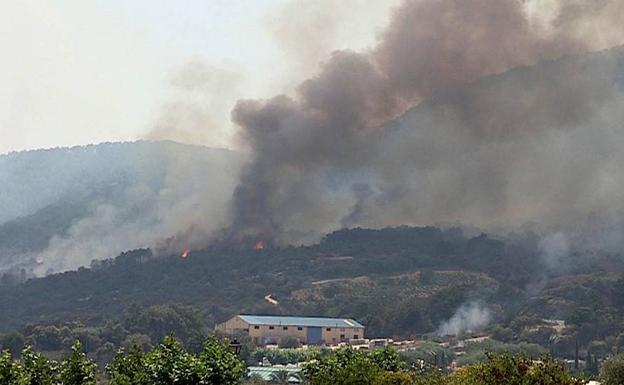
<box><xmin>0</xmin><ymin>0</ymin><xmax>398</xmax><ymax>154</ymax></box>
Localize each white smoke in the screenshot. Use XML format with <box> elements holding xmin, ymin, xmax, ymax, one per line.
<box><xmin>28</xmin><ymin>142</ymin><xmax>244</xmax><ymax>276</ymax></box>
<box><xmin>538</xmin><ymin>232</ymin><xmax>569</xmax><ymax>270</ymax></box>
<box><xmin>437</xmin><ymin>301</ymin><xmax>492</xmax><ymax>336</ymax></box>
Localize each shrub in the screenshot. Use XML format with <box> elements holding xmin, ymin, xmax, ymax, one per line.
<box><xmin>453</xmin><ymin>353</ymin><xmax>584</xmax><ymax>385</ymax></box>
<box><xmin>600</xmin><ymin>353</ymin><xmax>624</xmax><ymax>385</ymax></box>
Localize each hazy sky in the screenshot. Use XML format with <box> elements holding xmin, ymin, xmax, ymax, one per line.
<box><xmin>0</xmin><ymin>0</ymin><xmax>397</xmax><ymax>154</ymax></box>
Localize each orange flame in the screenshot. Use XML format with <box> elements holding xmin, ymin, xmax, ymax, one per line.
<box><xmin>254</xmin><ymin>241</ymin><xmax>265</xmax><ymax>250</ymax></box>
<box><xmin>180</xmin><ymin>248</ymin><xmax>191</xmax><ymax>258</ymax></box>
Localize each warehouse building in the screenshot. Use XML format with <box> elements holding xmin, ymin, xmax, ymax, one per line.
<box><xmin>216</xmin><ymin>315</ymin><xmax>365</xmax><ymax>345</ymax></box>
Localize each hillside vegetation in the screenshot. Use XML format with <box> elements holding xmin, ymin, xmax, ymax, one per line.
<box><xmin>1</xmin><ymin>226</ymin><xmax>624</xmax><ymax>367</ymax></box>
<box><xmin>0</xmin><ymin>141</ymin><xmax>242</xmax><ymax>275</ymax></box>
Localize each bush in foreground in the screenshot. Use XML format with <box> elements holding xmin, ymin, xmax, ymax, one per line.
<box><xmin>0</xmin><ymin>336</ymin><xmax>244</xmax><ymax>385</ymax></box>
<box><xmin>1</xmin><ymin>340</ymin><xmax>589</xmax><ymax>385</ymax></box>
<box><xmin>0</xmin><ymin>341</ymin><xmax>96</xmax><ymax>385</ymax></box>
<box><xmin>304</xmin><ymin>347</ymin><xmax>408</xmax><ymax>385</ymax></box>
<box><xmin>600</xmin><ymin>353</ymin><xmax>624</xmax><ymax>385</ymax></box>
<box><xmin>106</xmin><ymin>335</ymin><xmax>244</xmax><ymax>385</ymax></box>
<box><xmin>304</xmin><ymin>348</ymin><xmax>585</xmax><ymax>385</ymax></box>
<box><xmin>452</xmin><ymin>353</ymin><xmax>585</xmax><ymax>385</ymax></box>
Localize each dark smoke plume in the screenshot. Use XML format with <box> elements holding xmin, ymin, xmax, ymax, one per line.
<box><xmin>230</xmin><ymin>0</ymin><xmax>624</xmax><ymax>244</ymax></box>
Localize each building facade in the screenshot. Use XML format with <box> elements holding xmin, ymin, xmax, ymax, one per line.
<box><xmin>216</xmin><ymin>315</ymin><xmax>365</xmax><ymax>345</ymax></box>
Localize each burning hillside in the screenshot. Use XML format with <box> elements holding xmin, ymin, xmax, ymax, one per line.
<box><xmin>4</xmin><ymin>1</ymin><xmax>624</xmax><ymax>276</ymax></box>
<box><xmin>226</xmin><ymin>0</ymin><xmax>624</xmax><ymax>247</ymax></box>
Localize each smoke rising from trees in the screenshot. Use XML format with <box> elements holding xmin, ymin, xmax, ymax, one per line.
<box><xmin>7</xmin><ymin>1</ymin><xmax>624</xmax><ymax>275</ymax></box>
<box><xmin>437</xmin><ymin>301</ymin><xmax>492</xmax><ymax>336</ymax></box>
<box><xmin>228</xmin><ymin>0</ymin><xmax>624</xmax><ymax>244</ymax></box>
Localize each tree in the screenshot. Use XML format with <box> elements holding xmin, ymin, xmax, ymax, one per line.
<box><xmin>122</xmin><ymin>333</ymin><xmax>153</xmax><ymax>351</ymax></box>
<box><xmin>195</xmin><ymin>337</ymin><xmax>245</xmax><ymax>385</ymax></box>
<box><xmin>304</xmin><ymin>348</ymin><xmax>382</xmax><ymax>385</ymax></box>
<box><xmin>304</xmin><ymin>347</ymin><xmax>408</xmax><ymax>385</ymax></box>
<box><xmin>412</xmin><ymin>369</ymin><xmax>450</xmax><ymax>385</ymax></box>
<box><xmin>601</xmin><ymin>354</ymin><xmax>624</xmax><ymax>385</ymax></box>
<box><xmin>107</xmin><ymin>336</ymin><xmax>244</xmax><ymax>385</ymax></box>
<box><xmin>371</xmin><ymin>347</ymin><xmax>407</xmax><ymax>372</ymax></box>
<box><xmin>488</xmin><ymin>326</ymin><xmax>514</xmax><ymax>343</ymax></box>
<box><xmin>57</xmin><ymin>341</ymin><xmax>98</xmax><ymax>385</ymax></box>
<box><xmin>20</xmin><ymin>346</ymin><xmax>57</xmax><ymax>385</ymax></box>
<box><xmin>0</xmin><ymin>350</ymin><xmax>20</xmax><ymax>385</ymax></box>
<box><xmin>454</xmin><ymin>353</ymin><xmax>584</xmax><ymax>385</ymax></box>
<box><xmin>141</xmin><ymin>336</ymin><xmax>199</xmax><ymax>384</ymax></box>
<box><xmin>0</xmin><ymin>332</ymin><xmax>25</xmax><ymax>357</ymax></box>
<box><xmin>95</xmin><ymin>342</ymin><xmax>116</xmax><ymax>366</ymax></box>
<box><xmin>374</xmin><ymin>371</ymin><xmax>413</xmax><ymax>385</ymax></box>
<box><xmin>106</xmin><ymin>345</ymin><xmax>146</xmax><ymax>385</ymax></box>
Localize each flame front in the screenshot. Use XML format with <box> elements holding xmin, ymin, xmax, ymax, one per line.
<box><xmin>254</xmin><ymin>241</ymin><xmax>265</xmax><ymax>250</ymax></box>
<box><xmin>180</xmin><ymin>248</ymin><xmax>191</xmax><ymax>258</ymax></box>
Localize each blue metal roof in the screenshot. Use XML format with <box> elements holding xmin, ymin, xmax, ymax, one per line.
<box><xmin>239</xmin><ymin>315</ymin><xmax>364</xmax><ymax>328</ymax></box>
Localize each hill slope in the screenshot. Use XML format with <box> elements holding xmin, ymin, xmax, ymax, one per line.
<box><xmin>0</xmin><ymin>141</ymin><xmax>243</xmax><ymax>275</ymax></box>
<box><xmin>2</xmin><ymin>226</ymin><xmax>623</xmax><ymax>340</ymax></box>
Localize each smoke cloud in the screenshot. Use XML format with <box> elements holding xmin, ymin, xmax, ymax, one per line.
<box><xmin>437</xmin><ymin>301</ymin><xmax>492</xmax><ymax>336</ymax></box>
<box><xmin>147</xmin><ymin>58</ymin><xmax>244</xmax><ymax>150</ymax></box>
<box><xmin>27</xmin><ymin>142</ymin><xmax>243</xmax><ymax>275</ymax></box>
<box><xmin>267</xmin><ymin>0</ymin><xmax>400</xmax><ymax>89</ymax></box>
<box><xmin>538</xmin><ymin>232</ymin><xmax>570</xmax><ymax>271</ymax></box>
<box><xmin>10</xmin><ymin>1</ymin><xmax>624</xmax><ymax>275</ymax></box>
<box><xmin>229</xmin><ymin>0</ymin><xmax>624</xmax><ymax>244</ymax></box>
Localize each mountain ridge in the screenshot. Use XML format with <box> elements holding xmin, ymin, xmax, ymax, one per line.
<box><xmin>0</xmin><ymin>140</ymin><xmax>243</xmax><ymax>275</ymax></box>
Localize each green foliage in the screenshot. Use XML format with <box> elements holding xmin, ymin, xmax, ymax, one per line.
<box><xmin>453</xmin><ymin>353</ymin><xmax>584</xmax><ymax>385</ymax></box>
<box><xmin>0</xmin><ymin>226</ymin><xmax>550</xmax><ymax>338</ymax></box>
<box><xmin>304</xmin><ymin>347</ymin><xmax>408</xmax><ymax>385</ymax></box>
<box><xmin>0</xmin><ymin>350</ymin><xmax>20</xmax><ymax>385</ymax></box>
<box><xmin>57</xmin><ymin>341</ymin><xmax>98</xmax><ymax>385</ymax></box>
<box><xmin>195</xmin><ymin>336</ymin><xmax>246</xmax><ymax>384</ymax></box>
<box><xmin>106</xmin><ymin>345</ymin><xmax>146</xmax><ymax>385</ymax></box>
<box><xmin>106</xmin><ymin>336</ymin><xmax>244</xmax><ymax>385</ymax></box>
<box><xmin>1</xmin><ymin>347</ymin><xmax>60</xmax><ymax>385</ymax></box>
<box><xmin>2</xmin><ymin>226</ymin><xmax>624</xmax><ymax>371</ymax></box>
<box><xmin>305</xmin><ymin>348</ymin><xmax>381</xmax><ymax>385</ymax></box>
<box><xmin>0</xmin><ymin>332</ymin><xmax>25</xmax><ymax>357</ymax></box>
<box><xmin>20</xmin><ymin>346</ymin><xmax>57</xmax><ymax>385</ymax></box>
<box><xmin>411</xmin><ymin>369</ymin><xmax>450</xmax><ymax>385</ymax></box>
<box><xmin>374</xmin><ymin>371</ymin><xmax>413</xmax><ymax>385</ymax></box>
<box><xmin>488</xmin><ymin>326</ymin><xmax>514</xmax><ymax>343</ymax></box>
<box><xmin>600</xmin><ymin>353</ymin><xmax>624</xmax><ymax>385</ymax></box>
<box><xmin>455</xmin><ymin>339</ymin><xmax>547</xmax><ymax>366</ymax></box>
<box><xmin>371</xmin><ymin>347</ymin><xmax>407</xmax><ymax>372</ymax></box>
<box><xmin>0</xmin><ymin>342</ymin><xmax>592</xmax><ymax>385</ymax></box>
<box><xmin>251</xmin><ymin>347</ymin><xmax>331</xmax><ymax>365</ymax></box>
<box><xmin>354</xmin><ymin>353</ymin><xmax>585</xmax><ymax>385</ymax></box>
<box><xmin>400</xmin><ymin>342</ymin><xmax>454</xmax><ymax>368</ymax></box>
<box><xmin>123</xmin><ymin>304</ymin><xmax>206</xmax><ymax>348</ymax></box>
<box><xmin>0</xmin><ymin>342</ymin><xmax>97</xmax><ymax>385</ymax></box>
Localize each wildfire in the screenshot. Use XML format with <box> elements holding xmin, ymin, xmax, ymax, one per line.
<box><xmin>180</xmin><ymin>248</ymin><xmax>191</xmax><ymax>258</ymax></box>
<box><xmin>254</xmin><ymin>240</ymin><xmax>265</xmax><ymax>250</ymax></box>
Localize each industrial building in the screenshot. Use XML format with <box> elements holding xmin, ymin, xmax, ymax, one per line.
<box><xmin>216</xmin><ymin>315</ymin><xmax>365</xmax><ymax>345</ymax></box>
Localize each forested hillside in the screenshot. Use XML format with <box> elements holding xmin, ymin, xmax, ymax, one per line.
<box><xmin>1</xmin><ymin>226</ymin><xmax>624</xmax><ymax>364</ymax></box>
<box><xmin>0</xmin><ymin>141</ymin><xmax>242</xmax><ymax>275</ymax></box>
